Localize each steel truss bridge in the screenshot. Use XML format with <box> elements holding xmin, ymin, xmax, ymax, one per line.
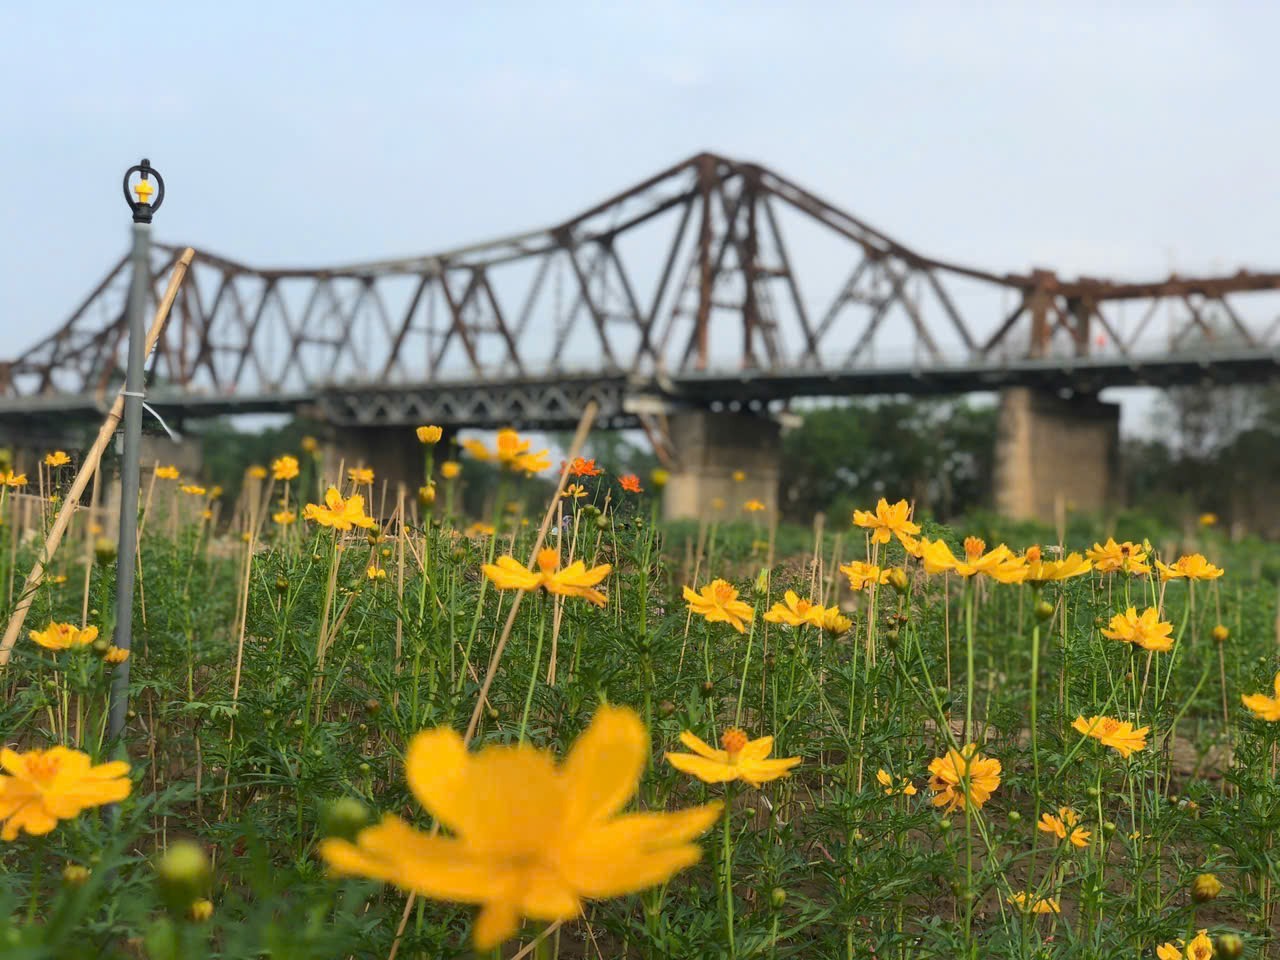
<box><xmin>3</xmin><ymin>152</ymin><xmax>1280</xmax><ymax>437</ymax></box>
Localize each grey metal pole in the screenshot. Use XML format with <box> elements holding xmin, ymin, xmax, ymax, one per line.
<box><xmin>108</xmin><ymin>159</ymin><xmax>164</xmax><ymax>748</ymax></box>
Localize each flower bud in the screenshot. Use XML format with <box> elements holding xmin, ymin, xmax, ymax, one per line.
<box><xmin>1007</xmin><ymin>810</ymin><xmax>1021</xmax><ymax>823</ymax></box>
<box><xmin>753</xmin><ymin>568</ymin><xmax>770</xmax><ymax>598</ymax></box>
<box><xmin>659</xmin><ymin>700</ymin><xmax>676</xmax><ymax>717</ymax></box>
<box><xmin>887</xmin><ymin>567</ymin><xmax>909</xmax><ymax>595</ymax></box>
<box><xmin>156</xmin><ymin>841</ymin><xmax>211</xmax><ymax>914</ymax></box>
<box><xmin>1034</xmin><ymin>600</ymin><xmax>1055</xmax><ymax>622</ymax></box>
<box><xmin>1216</xmin><ymin>933</ymin><xmax>1244</xmax><ymax>958</ymax></box>
<box><xmin>1192</xmin><ymin>873</ymin><xmax>1223</xmax><ymax>902</ymax></box>
<box><xmin>770</xmin><ymin>887</ymin><xmax>787</xmax><ymax>909</ymax></box>
<box><xmin>1212</xmin><ymin>624</ymin><xmax>1229</xmax><ymax>643</ymax></box>
<box><xmin>187</xmin><ymin>898</ymin><xmax>214</xmax><ymax>923</ymax></box>
<box><xmin>364</xmin><ymin>698</ymin><xmax>380</xmax><ymax>714</ymax></box>
<box><xmin>320</xmin><ymin>797</ymin><xmax>370</xmax><ymax>842</ymax></box>
<box><xmin>62</xmin><ymin>863</ymin><xmax>90</xmax><ymax>887</ymax></box>
<box><xmin>92</xmin><ymin>637</ymin><xmax>111</xmax><ymax>655</ymax></box>
<box><xmin>595</xmin><ymin>514</ymin><xmax>609</xmax><ymax>531</ymax></box>
<box><xmin>938</xmin><ymin>818</ymin><xmax>952</xmax><ymax>833</ymax></box>
<box><xmin>94</xmin><ymin>538</ymin><xmax>117</xmax><ymax>563</ymax></box>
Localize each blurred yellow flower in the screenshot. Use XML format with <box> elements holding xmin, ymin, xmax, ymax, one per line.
<box><xmin>416</xmin><ymin>425</ymin><xmax>443</xmax><ymax>445</ymax></box>
<box><xmin>482</xmin><ymin>549</ymin><xmax>612</xmax><ymax>607</ymax></box>
<box><xmin>304</xmin><ymin>487</ymin><xmax>376</xmax><ymax>531</ymax></box>
<box><xmin>0</xmin><ymin>470</ymin><xmax>28</xmax><ymax>487</ymax></box>
<box><xmin>1198</xmin><ymin>512</ymin><xmax>1218</xmax><ymax>527</ymax></box>
<box><xmin>301</xmin><ymin>435</ymin><xmax>319</xmax><ymax>454</ymax></box>
<box><xmin>463</xmin><ymin>428</ymin><xmax>550</xmax><ymax>475</ymax></box>
<box><xmin>348</xmin><ymin>466</ymin><xmax>375</xmax><ymax>485</ymax></box>
<box><xmin>464</xmin><ymin>522</ymin><xmax>495</xmax><ymax>538</ymax></box>
<box><xmin>650</xmin><ymin>468</ymin><xmax>670</xmax><ymax>488</ymax></box>
<box><xmin>1006</xmin><ymin>892</ymin><xmax>1060</xmax><ymax>914</ymax></box>
<box><xmin>30</xmin><ymin>622</ymin><xmax>98</xmax><ymax>651</ymax></box>
<box><xmin>366</xmin><ymin>565</ymin><xmax>388</xmax><ymax>581</ymax></box>
<box><xmin>920</xmin><ymin>538</ymin><xmax>1027</xmax><ymax>583</ymax></box>
<box><xmin>563</xmin><ymin>483</ymin><xmax>588</xmax><ymax>501</ymax></box>
<box><xmin>1101</xmin><ymin>607</ymin><xmax>1175</xmax><ymax>653</ymax></box>
<box><xmin>246</xmin><ymin>465</ymin><xmax>268</xmax><ymax>480</ymax></box>
<box><xmin>743</xmin><ymin>499</ymin><xmax>766</xmax><ymax>513</ymax></box>
<box><xmin>839</xmin><ymin>560</ymin><xmax>891</xmax><ymax>591</ymax></box>
<box><xmin>876</xmin><ymin>769</ymin><xmax>917</xmax><ymax>797</ymax></box>
<box><xmin>180</xmin><ymin>485</ymin><xmax>206</xmax><ymax>496</ymax></box>
<box><xmin>320</xmin><ymin>705</ymin><xmax>719</xmax><ymax>951</ymax></box>
<box><xmin>0</xmin><ymin>746</ymin><xmax>130</xmax><ymax>840</ymax></box>
<box><xmin>103</xmin><ymin>645</ymin><xmax>130</xmax><ymax>665</ymax></box>
<box><xmin>763</xmin><ymin>591</ymin><xmax>824</xmax><ymax>628</ymax></box>
<box><xmin>1072</xmin><ymin>715</ymin><xmax>1148</xmax><ymax>758</ymax></box>
<box><xmin>1038</xmin><ymin>807</ymin><xmax>1090</xmax><ymax>848</ymax></box>
<box><xmin>273</xmin><ymin>509</ymin><xmax>297</xmax><ymax>526</ymax></box>
<box><xmin>731</xmin><ymin>470</ymin><xmax>746</xmax><ymax>483</ymax></box>
<box><xmin>666</xmin><ymin>728</ymin><xmax>800</xmax><ymax>787</ymax></box>
<box><xmin>44</xmin><ymin>451</ymin><xmax>71</xmax><ymax>468</ymax></box>
<box><xmin>155</xmin><ymin>465</ymin><xmax>180</xmax><ymax>480</ymax></box>
<box><xmin>1021</xmin><ymin>546</ymin><xmax>1092</xmax><ymax>584</ymax></box>
<box><xmin>1242</xmin><ymin>672</ymin><xmax>1280</xmax><ymax>721</ymax></box>
<box><xmin>440</xmin><ymin>460</ymin><xmax>461</xmax><ymax>480</ymax></box>
<box><xmin>852</xmin><ymin>498</ymin><xmax>920</xmax><ymax>546</ymax></box>
<box><xmin>271</xmin><ymin>456</ymin><xmax>299</xmax><ymax>481</ymax></box>
<box><xmin>927</xmin><ymin>744</ymin><xmax>1000</xmax><ymax>813</ymax></box>
<box><xmin>710</xmin><ymin>497</ymin><xmax>726</xmax><ymax>511</ymax></box>
<box><xmin>683</xmin><ymin>579</ymin><xmax>754</xmax><ymax>633</ymax></box>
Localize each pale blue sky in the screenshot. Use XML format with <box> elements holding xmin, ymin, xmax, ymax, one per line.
<box><xmin>1</xmin><ymin>3</ymin><xmax>1275</xmax><ymax>430</ymax></box>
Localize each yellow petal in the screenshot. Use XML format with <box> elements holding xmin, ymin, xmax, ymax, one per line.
<box><xmin>739</xmin><ymin>736</ymin><xmax>775</xmax><ymax>762</ymax></box>
<box><xmin>665</xmin><ymin>752</ymin><xmax>739</xmax><ymax>784</ymax></box>
<box><xmin>472</xmin><ymin>900</ymin><xmax>520</xmax><ymax>951</ymax></box>
<box><xmin>677</xmin><ymin>731</ymin><xmax>726</xmax><ymax>762</ymax></box>
<box><xmin>561</xmin><ymin>705</ymin><xmax>647</xmax><ymax>824</ymax></box>
<box><xmin>405</xmin><ymin>727</ymin><xmax>471</xmax><ymax>832</ymax></box>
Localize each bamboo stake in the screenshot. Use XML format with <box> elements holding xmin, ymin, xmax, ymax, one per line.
<box><xmin>0</xmin><ymin>248</ymin><xmax>194</xmax><ymax>666</ymax></box>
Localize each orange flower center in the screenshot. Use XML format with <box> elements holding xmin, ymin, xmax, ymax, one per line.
<box><xmin>536</xmin><ymin>549</ymin><xmax>560</xmax><ymax>574</ymax></box>
<box><xmin>963</xmin><ymin>537</ymin><xmax>985</xmax><ymax>561</ymax></box>
<box><xmin>720</xmin><ymin>728</ymin><xmax>748</xmax><ymax>756</ymax></box>
<box><xmin>24</xmin><ymin>752</ymin><xmax>61</xmax><ymax>784</ymax></box>
<box><xmin>712</xmin><ymin>583</ymin><xmax>735</xmax><ymax>604</ymax></box>
<box><xmin>1025</xmin><ymin>546</ymin><xmax>1041</xmax><ymax>564</ymax></box>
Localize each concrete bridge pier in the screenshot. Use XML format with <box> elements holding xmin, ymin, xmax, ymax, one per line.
<box><xmin>993</xmin><ymin>387</ymin><xmax>1120</xmax><ymax>521</ymax></box>
<box><xmin>662</xmin><ymin>411</ymin><xmax>782</xmax><ymax>521</ymax></box>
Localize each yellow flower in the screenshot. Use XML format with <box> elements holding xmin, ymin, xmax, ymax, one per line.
<box><xmin>1006</xmin><ymin>891</ymin><xmax>1060</xmax><ymax>914</ymax></box>
<box><xmin>927</xmin><ymin>744</ymin><xmax>1001</xmax><ymax>813</ymax></box>
<box><xmin>301</xmin><ymin>435</ymin><xmax>319</xmax><ymax>454</ymax></box>
<box><xmin>650</xmin><ymin>468</ymin><xmax>670</xmax><ymax>489</ymax></box>
<box><xmin>44</xmin><ymin>451</ymin><xmax>71</xmax><ymax>468</ymax></box>
<box><xmin>348</xmin><ymin>466</ymin><xmax>375</xmax><ymax>485</ymax></box>
<box><xmin>0</xmin><ymin>470</ymin><xmax>28</xmax><ymax>487</ymax></box>
<box><xmin>102</xmin><ymin>646</ymin><xmax>130</xmax><ymax>665</ymax></box>
<box><xmin>1187</xmin><ymin>930</ymin><xmax>1214</xmax><ymax>960</ymax></box>
<box><xmin>155</xmin><ymin>465</ymin><xmax>180</xmax><ymax>480</ymax></box>
<box><xmin>246</xmin><ymin>465</ymin><xmax>268</xmax><ymax>480</ymax></box>
<box><xmin>1101</xmin><ymin>607</ymin><xmax>1175</xmax><ymax>653</ymax></box>
<box><xmin>47</xmin><ymin>574</ymin><xmax>67</xmax><ymax>585</ymax></box>
<box><xmin>839</xmin><ymin>560</ymin><xmax>890</xmax><ymax>591</ymax></box>
<box><xmin>875</xmin><ymin>769</ymin><xmax>917</xmax><ymax>797</ymax></box>
<box><xmin>1037</xmin><ymin>807</ymin><xmax>1090</xmax><ymax>848</ymax></box>
<box><xmin>271</xmin><ymin>456</ymin><xmax>300</xmax><ymax>481</ymax></box>
<box><xmin>743</xmin><ymin>499</ymin><xmax>766</xmax><ymax>513</ymax></box>
<box><xmin>731</xmin><ymin>470</ymin><xmax>746</xmax><ymax>483</ymax></box>
<box><xmin>418</xmin><ymin>484</ymin><xmax>436</xmax><ymax>505</ymax></box>
<box><xmin>710</xmin><ymin>497</ymin><xmax>726</xmax><ymax>511</ymax></box>
<box><xmin>852</xmin><ymin>498</ymin><xmax>920</xmax><ymax>546</ymax></box>
<box><xmin>273</xmin><ymin>509</ymin><xmax>297</xmax><ymax>526</ymax></box>
<box><xmin>463</xmin><ymin>429</ymin><xmax>550</xmax><ymax>475</ymax></box>
<box><xmin>683</xmin><ymin>579</ymin><xmax>754</xmax><ymax>633</ymax></box>
<box><xmin>180</xmin><ymin>484</ymin><xmax>206</xmax><ymax>496</ymax></box>
<box><xmin>0</xmin><ymin>746</ymin><xmax>131</xmax><ymax>840</ymax></box>
<box><xmin>303</xmin><ymin>487</ymin><xmax>377</xmax><ymax>531</ymax></box>
<box><xmin>563</xmin><ymin>483</ymin><xmax>588</xmax><ymax>501</ymax></box>
<box><xmin>1021</xmin><ymin>546</ymin><xmax>1092</xmax><ymax>584</ymax></box>
<box><xmin>209</xmin><ymin>486</ymin><xmax>223</xmax><ymax>499</ymax></box>
<box><xmin>320</xmin><ymin>705</ymin><xmax>720</xmax><ymax>952</ymax></box>
<box><xmin>1242</xmin><ymin>672</ymin><xmax>1280</xmax><ymax>721</ymax></box>
<box><xmin>441</xmin><ymin>460</ymin><xmax>462</xmax><ymax>480</ymax></box>
<box><xmin>762</xmin><ymin>591</ymin><xmax>825</xmax><ymax>628</ymax></box>
<box><xmin>1199</xmin><ymin>512</ymin><xmax>1218</xmax><ymax>527</ymax></box>
<box><xmin>1157</xmin><ymin>943</ymin><xmax>1183</xmax><ymax>960</ymax></box>
<box><xmin>919</xmin><ymin>538</ymin><xmax>1027</xmax><ymax>583</ymax></box>
<box><xmin>30</xmin><ymin>622</ymin><xmax>98</xmax><ymax>651</ymax></box>
<box><xmin>482</xmin><ymin>549</ymin><xmax>612</xmax><ymax>607</ymax></box>
<box><xmin>416</xmin><ymin>425</ymin><xmax>443</xmax><ymax>445</ymax></box>
<box><xmin>665</xmin><ymin>728</ymin><xmax>800</xmax><ymax>788</ymax></box>
<box><xmin>188</xmin><ymin>898</ymin><xmax>214</xmax><ymax>922</ymax></box>
<box><xmin>1072</xmin><ymin>715</ymin><xmax>1149</xmax><ymax>758</ymax></box>
<box><xmin>200</xmin><ymin>509</ymin><xmax>213</xmax><ymax>521</ymax></box>
<box><xmin>1156</xmin><ymin>553</ymin><xmax>1225</xmax><ymax>582</ymax></box>
<box><xmin>1192</xmin><ymin>873</ymin><xmax>1223</xmax><ymax>902</ymax></box>
<box><xmin>366</xmin><ymin>565</ymin><xmax>388</xmax><ymax>581</ymax></box>
<box><xmin>818</xmin><ymin>607</ymin><xmax>853</xmax><ymax>636</ymax></box>
<box><xmin>1085</xmin><ymin>537</ymin><xmax>1151</xmax><ymax>575</ymax></box>
<box><xmin>464</xmin><ymin>522</ymin><xmax>495</xmax><ymax>538</ymax></box>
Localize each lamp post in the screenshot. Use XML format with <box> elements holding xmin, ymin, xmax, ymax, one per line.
<box><xmin>108</xmin><ymin>159</ymin><xmax>165</xmax><ymax>748</ymax></box>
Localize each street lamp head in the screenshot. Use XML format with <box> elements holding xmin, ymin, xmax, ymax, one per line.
<box><xmin>122</xmin><ymin>158</ymin><xmax>164</xmax><ymax>223</ymax></box>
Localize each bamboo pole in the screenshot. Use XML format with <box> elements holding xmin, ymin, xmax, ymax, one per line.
<box><xmin>0</xmin><ymin>248</ymin><xmax>194</xmax><ymax>666</ymax></box>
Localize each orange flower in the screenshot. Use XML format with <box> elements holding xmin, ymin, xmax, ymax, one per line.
<box><xmin>839</xmin><ymin>560</ymin><xmax>890</xmax><ymax>591</ymax></box>
<box><xmin>1155</xmin><ymin>553</ymin><xmax>1225</xmax><ymax>582</ymax></box>
<box><xmin>683</xmin><ymin>580</ymin><xmax>754</xmax><ymax>633</ymax></box>
<box><xmin>0</xmin><ymin>746</ymin><xmax>131</xmax><ymax>840</ymax></box>
<box><xmin>1086</xmin><ymin>538</ymin><xmax>1151</xmax><ymax>575</ymax></box>
<box><xmin>1072</xmin><ymin>715</ymin><xmax>1148</xmax><ymax>758</ymax></box>
<box><xmin>482</xmin><ymin>549</ymin><xmax>612</xmax><ymax>607</ymax></box>
<box><xmin>619</xmin><ymin>474</ymin><xmax>643</xmax><ymax>494</ymax></box>
<box><xmin>1101</xmin><ymin>607</ymin><xmax>1175</xmax><ymax>652</ymax></box>
<box><xmin>926</xmin><ymin>743</ymin><xmax>1001</xmax><ymax>813</ymax></box>
<box><xmin>762</xmin><ymin>591</ymin><xmax>825</xmax><ymax>628</ymax></box>
<box><xmin>1242</xmin><ymin>672</ymin><xmax>1280</xmax><ymax>721</ymax></box>
<box><xmin>566</xmin><ymin>457</ymin><xmax>603</xmax><ymax>478</ymax></box>
<box><xmin>665</xmin><ymin>728</ymin><xmax>800</xmax><ymax>787</ymax></box>
<box><xmin>348</xmin><ymin>466</ymin><xmax>375</xmax><ymax>485</ymax></box>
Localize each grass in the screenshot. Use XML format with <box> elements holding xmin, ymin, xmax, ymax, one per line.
<box><xmin>0</xmin><ymin>441</ymin><xmax>1274</xmax><ymax>959</ymax></box>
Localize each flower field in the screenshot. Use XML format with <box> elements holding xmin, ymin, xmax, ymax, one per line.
<box><xmin>1</xmin><ymin>427</ymin><xmax>1276</xmax><ymax>960</ymax></box>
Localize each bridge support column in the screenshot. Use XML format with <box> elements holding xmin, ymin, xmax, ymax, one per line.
<box><xmin>994</xmin><ymin>387</ymin><xmax>1120</xmax><ymax>521</ymax></box>
<box><xmin>662</xmin><ymin>411</ymin><xmax>781</xmax><ymax>521</ymax></box>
